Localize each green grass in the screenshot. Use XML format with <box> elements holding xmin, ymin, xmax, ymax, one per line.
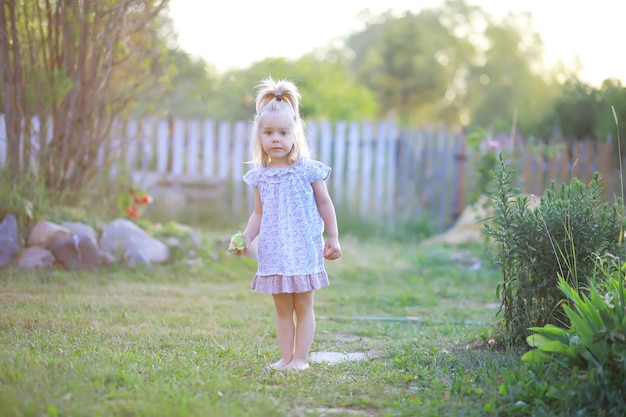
<box><xmin>1</xmin><ymin>232</ymin><xmax>527</xmax><ymax>416</ymax></box>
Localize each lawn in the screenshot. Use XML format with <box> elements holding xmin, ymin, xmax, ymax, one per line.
<box><xmin>0</xmin><ymin>232</ymin><xmax>525</xmax><ymax>417</ymax></box>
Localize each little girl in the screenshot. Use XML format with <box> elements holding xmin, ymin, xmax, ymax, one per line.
<box><xmin>229</xmin><ymin>77</ymin><xmax>342</xmax><ymax>371</ymax></box>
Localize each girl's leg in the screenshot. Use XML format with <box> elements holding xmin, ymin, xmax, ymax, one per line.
<box><xmin>271</xmin><ymin>293</ymin><xmax>295</xmax><ymax>369</ymax></box>
<box><xmin>288</xmin><ymin>290</ymin><xmax>315</xmax><ymax>370</ymax></box>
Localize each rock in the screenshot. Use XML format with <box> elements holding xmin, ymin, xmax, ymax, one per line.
<box><xmin>49</xmin><ymin>234</ymin><xmax>101</xmax><ymax>270</ymax></box>
<box><xmin>0</xmin><ymin>214</ymin><xmax>20</xmax><ymax>266</ymax></box>
<box><xmin>99</xmin><ymin>218</ymin><xmax>170</xmax><ymax>267</ymax></box>
<box><xmin>60</xmin><ymin>222</ymin><xmax>98</xmax><ymax>244</ymax></box>
<box><xmin>17</xmin><ymin>246</ymin><xmax>55</xmax><ymax>269</ymax></box>
<box><xmin>27</xmin><ymin>220</ymin><xmax>72</xmax><ymax>248</ymax></box>
<box><xmin>309</xmin><ymin>351</ymin><xmax>369</xmax><ymax>365</ymax></box>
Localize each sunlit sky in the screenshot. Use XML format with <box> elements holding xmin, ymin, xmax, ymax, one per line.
<box><xmin>168</xmin><ymin>0</ymin><xmax>624</xmax><ymax>87</ymax></box>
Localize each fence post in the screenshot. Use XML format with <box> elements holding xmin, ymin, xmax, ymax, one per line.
<box><xmin>360</xmin><ymin>121</ymin><xmax>373</xmax><ymax>221</ymax></box>
<box><xmin>318</xmin><ymin>121</ymin><xmax>332</xmax><ymax>168</ymax></box>
<box><xmin>0</xmin><ymin>115</ymin><xmax>7</xmax><ymax>169</ymax></box>
<box><xmin>374</xmin><ymin>121</ymin><xmax>387</xmax><ymax>221</ymax></box>
<box><xmin>598</xmin><ymin>135</ymin><xmax>614</xmax><ymax>198</ymax></box>
<box><xmin>385</xmin><ymin>122</ymin><xmax>397</xmax><ymax>225</ymax></box>
<box><xmin>546</xmin><ymin>138</ymin><xmax>559</xmax><ymax>189</ymax></box>
<box><xmin>140</xmin><ymin>118</ymin><xmax>156</xmax><ymax>171</ymax></box>
<box><xmin>532</xmin><ymin>147</ymin><xmax>543</xmax><ymax>194</ymax></box>
<box><xmin>171</xmin><ymin>119</ymin><xmax>185</xmax><ymax>175</ymax></box>
<box><xmin>217</xmin><ymin>121</ymin><xmax>231</xmax><ymax>179</ymax></box>
<box><xmin>572</xmin><ymin>141</ymin><xmax>585</xmax><ymax>181</ymax></box>
<box><xmin>452</xmin><ymin>132</ymin><xmax>467</xmax><ymax>220</ymax></box>
<box><xmin>332</xmin><ymin>121</ymin><xmax>346</xmax><ymax>207</ymax></box>
<box><xmin>559</xmin><ymin>141</ymin><xmax>570</xmax><ymax>185</ymax></box>
<box><xmin>308</xmin><ymin>121</ymin><xmax>319</xmax><ymax>159</ymax></box>
<box><xmin>155</xmin><ymin>119</ymin><xmax>169</xmax><ymax>174</ymax></box>
<box><xmin>434</xmin><ymin>129</ymin><xmax>449</xmax><ymax>230</ymax></box>
<box><xmin>187</xmin><ymin>120</ymin><xmax>201</xmax><ymax>175</ymax></box>
<box><xmin>519</xmin><ymin>139</ymin><xmax>529</xmax><ymax>194</ymax></box>
<box><xmin>232</xmin><ymin>121</ymin><xmax>247</xmax><ymax>214</ymax></box>
<box><xmin>347</xmin><ymin>121</ymin><xmax>360</xmax><ymax>209</ymax></box>
<box><xmin>202</xmin><ymin>120</ymin><xmax>216</xmax><ymax>177</ymax></box>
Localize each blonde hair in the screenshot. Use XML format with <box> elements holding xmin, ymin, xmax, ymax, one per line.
<box><xmin>250</xmin><ymin>77</ymin><xmax>310</xmax><ymax>167</ymax></box>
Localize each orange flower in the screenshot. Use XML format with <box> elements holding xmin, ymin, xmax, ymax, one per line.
<box><xmin>135</xmin><ymin>194</ymin><xmax>153</xmax><ymax>205</ymax></box>
<box><xmin>126</xmin><ymin>205</ymin><xmax>140</xmax><ymax>220</ymax></box>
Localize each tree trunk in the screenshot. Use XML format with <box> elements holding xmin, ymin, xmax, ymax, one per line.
<box><xmin>0</xmin><ymin>0</ymin><xmax>25</xmax><ymax>181</ymax></box>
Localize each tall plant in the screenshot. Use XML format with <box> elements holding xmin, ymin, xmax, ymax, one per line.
<box><xmin>484</xmin><ymin>153</ymin><xmax>625</xmax><ymax>346</ymax></box>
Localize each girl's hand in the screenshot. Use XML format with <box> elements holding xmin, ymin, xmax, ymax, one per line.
<box><xmin>228</xmin><ymin>232</ymin><xmax>250</xmax><ymax>256</ymax></box>
<box><xmin>323</xmin><ymin>237</ymin><xmax>342</xmax><ymax>260</ymax></box>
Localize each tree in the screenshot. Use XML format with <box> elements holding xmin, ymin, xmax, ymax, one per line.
<box><xmin>552</xmin><ymin>78</ymin><xmax>598</xmax><ymax>140</ymax></box>
<box><xmin>205</xmin><ymin>56</ymin><xmax>378</xmax><ymax>123</ymax></box>
<box><xmin>595</xmin><ymin>78</ymin><xmax>626</xmax><ymax>141</ymax></box>
<box><xmin>344</xmin><ymin>8</ymin><xmax>473</xmax><ymax>126</ymax></box>
<box><xmin>133</xmin><ymin>47</ymin><xmax>220</xmax><ymax>119</ymax></box>
<box><xmin>464</xmin><ymin>12</ymin><xmax>558</xmax><ymax>136</ymax></box>
<box><xmin>335</xmin><ymin>0</ymin><xmax>565</xmax><ymax>133</ymax></box>
<box><xmin>0</xmin><ymin>0</ymin><xmax>168</xmax><ymax>205</ymax></box>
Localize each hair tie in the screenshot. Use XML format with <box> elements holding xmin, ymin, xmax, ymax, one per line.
<box><xmin>275</xmin><ymin>94</ymin><xmax>282</xmax><ymax>101</ymax></box>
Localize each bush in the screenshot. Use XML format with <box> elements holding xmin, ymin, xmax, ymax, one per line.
<box><xmin>484</xmin><ymin>153</ymin><xmax>625</xmax><ymax>347</ymax></box>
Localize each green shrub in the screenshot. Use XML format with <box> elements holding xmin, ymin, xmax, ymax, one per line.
<box><xmin>0</xmin><ymin>169</ymin><xmax>55</xmax><ymax>239</ymax></box>
<box><xmin>519</xmin><ymin>265</ymin><xmax>626</xmax><ymax>414</ymax></box>
<box><xmin>484</xmin><ymin>153</ymin><xmax>625</xmax><ymax>347</ymax></box>
<box><xmin>1</xmin><ymin>160</ymin><xmax>137</xmax><ymax>235</ymax></box>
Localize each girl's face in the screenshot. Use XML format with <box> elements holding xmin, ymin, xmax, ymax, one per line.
<box><xmin>260</xmin><ymin>111</ymin><xmax>295</xmax><ymax>167</ymax></box>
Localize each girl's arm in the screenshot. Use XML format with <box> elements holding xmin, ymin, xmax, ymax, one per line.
<box><xmin>242</xmin><ymin>187</ymin><xmax>262</xmax><ymax>243</ymax></box>
<box><xmin>230</xmin><ymin>187</ymin><xmax>262</xmax><ymax>255</ymax></box>
<box><xmin>312</xmin><ymin>180</ymin><xmax>342</xmax><ymax>260</ymax></box>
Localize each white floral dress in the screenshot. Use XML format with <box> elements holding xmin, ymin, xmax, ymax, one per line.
<box><xmin>243</xmin><ymin>158</ymin><xmax>331</xmax><ymax>294</ymax></box>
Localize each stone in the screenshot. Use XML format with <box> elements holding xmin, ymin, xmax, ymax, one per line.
<box><xmin>49</xmin><ymin>234</ymin><xmax>101</xmax><ymax>270</ymax></box>
<box><xmin>0</xmin><ymin>214</ymin><xmax>20</xmax><ymax>266</ymax></box>
<box><xmin>60</xmin><ymin>222</ymin><xmax>98</xmax><ymax>244</ymax></box>
<box><xmin>309</xmin><ymin>351</ymin><xmax>368</xmax><ymax>365</ymax></box>
<box><xmin>27</xmin><ymin>220</ymin><xmax>72</xmax><ymax>248</ymax></box>
<box><xmin>99</xmin><ymin>218</ymin><xmax>170</xmax><ymax>267</ymax></box>
<box><xmin>17</xmin><ymin>246</ymin><xmax>55</xmax><ymax>269</ymax></box>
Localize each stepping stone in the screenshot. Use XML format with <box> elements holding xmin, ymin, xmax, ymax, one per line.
<box><xmin>310</xmin><ymin>351</ymin><xmax>367</xmax><ymax>365</ymax></box>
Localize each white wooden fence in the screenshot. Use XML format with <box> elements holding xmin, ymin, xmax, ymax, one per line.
<box><xmin>117</xmin><ymin>118</ymin><xmax>462</xmax><ymax>229</ymax></box>
<box><xmin>0</xmin><ymin>115</ymin><xmax>614</xmax><ymax>231</ymax></box>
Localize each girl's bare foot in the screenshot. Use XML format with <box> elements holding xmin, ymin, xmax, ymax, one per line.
<box><xmin>285</xmin><ymin>359</ymin><xmax>310</xmax><ymax>371</ymax></box>
<box><xmin>269</xmin><ymin>358</ymin><xmax>291</xmax><ymax>370</ymax></box>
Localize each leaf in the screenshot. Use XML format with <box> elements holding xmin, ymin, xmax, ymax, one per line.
<box><xmin>117</xmin><ymin>193</ymin><xmax>131</xmax><ymax>214</ymax></box>
<box><xmin>499</xmin><ymin>384</ymin><xmax>508</xmax><ymax>395</ymax></box>
<box><xmin>536</xmin><ymin>340</ymin><xmax>570</xmax><ymax>354</ymax></box>
<box><xmin>564</xmin><ymin>306</ymin><xmax>595</xmax><ymax>345</ymax></box>
<box><xmin>521</xmin><ymin>349</ymin><xmax>552</xmax><ymax>363</ymax></box>
<box><xmin>526</xmin><ymin>333</ymin><xmax>556</xmax><ymax>348</ymax></box>
<box><xmin>23</xmin><ymin>199</ymin><xmax>34</xmax><ymax>221</ymax></box>
<box><xmin>529</xmin><ymin>324</ymin><xmax>570</xmax><ymax>338</ymax></box>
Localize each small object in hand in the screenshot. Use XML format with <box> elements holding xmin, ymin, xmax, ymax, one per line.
<box><xmin>229</xmin><ymin>232</ymin><xmax>247</xmax><ymax>251</ymax></box>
